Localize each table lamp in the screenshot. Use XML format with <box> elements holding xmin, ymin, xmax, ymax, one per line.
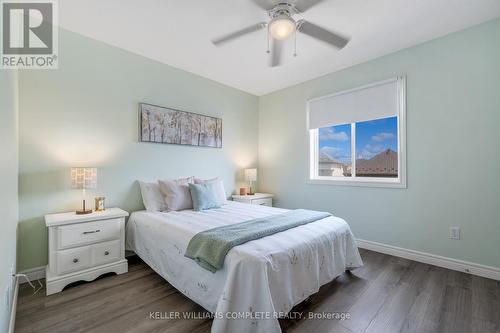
<box><xmin>71</xmin><ymin>167</ymin><xmax>97</xmax><ymax>215</ymax></box>
<box><xmin>244</xmin><ymin>168</ymin><xmax>257</xmax><ymax>195</ymax></box>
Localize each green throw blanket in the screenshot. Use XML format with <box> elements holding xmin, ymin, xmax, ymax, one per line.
<box><xmin>185</xmin><ymin>209</ymin><xmax>332</xmax><ymax>272</ymax></box>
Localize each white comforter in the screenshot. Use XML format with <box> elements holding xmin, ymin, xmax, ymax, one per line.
<box><xmin>126</xmin><ymin>202</ymin><xmax>362</xmax><ymax>333</ymax></box>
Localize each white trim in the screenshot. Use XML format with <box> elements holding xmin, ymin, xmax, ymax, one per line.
<box><xmin>18</xmin><ymin>266</ymin><xmax>46</xmax><ymax>283</ymax></box>
<box><xmin>356</xmin><ymin>239</ymin><xmax>500</xmax><ymax>281</ymax></box>
<box><xmin>397</xmin><ymin>76</ymin><xmax>407</xmax><ymax>188</ymax></box>
<box><xmin>309</xmin><ymin>129</ymin><xmax>318</xmax><ymax>179</ymax></box>
<box><xmin>308</xmin><ymin>76</ymin><xmax>407</xmax><ymax>189</ymax></box>
<box><xmin>351</xmin><ymin>123</ymin><xmax>356</xmax><ymax>177</ymax></box>
<box><xmin>307</xmin><ymin>177</ymin><xmax>406</xmax><ymax>188</ymax></box>
<box><xmin>8</xmin><ymin>276</ymin><xmax>19</xmax><ymax>333</ymax></box>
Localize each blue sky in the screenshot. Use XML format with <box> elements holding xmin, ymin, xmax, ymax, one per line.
<box><xmin>319</xmin><ymin>124</ymin><xmax>352</xmax><ymax>164</ymax></box>
<box><xmin>319</xmin><ymin>116</ymin><xmax>397</xmax><ymax>164</ymax></box>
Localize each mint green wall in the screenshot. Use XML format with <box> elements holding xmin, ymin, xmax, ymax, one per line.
<box><xmin>258</xmin><ymin>19</ymin><xmax>500</xmax><ymax>268</ymax></box>
<box><xmin>18</xmin><ymin>29</ymin><xmax>259</xmax><ymax>271</ymax></box>
<box><xmin>0</xmin><ymin>70</ymin><xmax>18</xmax><ymax>333</ymax></box>
<box><xmin>18</xmin><ymin>20</ymin><xmax>500</xmax><ymax>272</ymax></box>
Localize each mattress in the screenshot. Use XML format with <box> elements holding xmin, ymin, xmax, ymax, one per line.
<box><xmin>126</xmin><ymin>201</ymin><xmax>362</xmax><ymax>333</ymax></box>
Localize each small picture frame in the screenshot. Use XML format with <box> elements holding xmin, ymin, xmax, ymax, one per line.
<box><xmin>95</xmin><ymin>197</ymin><xmax>105</xmax><ymax>212</ymax></box>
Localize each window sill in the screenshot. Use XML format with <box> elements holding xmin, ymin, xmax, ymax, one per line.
<box><xmin>307</xmin><ymin>177</ymin><xmax>407</xmax><ymax>189</ymax></box>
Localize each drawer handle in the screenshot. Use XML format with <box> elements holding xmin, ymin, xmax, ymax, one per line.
<box><xmin>104</xmin><ymin>251</ymin><xmax>110</xmax><ymax>256</ymax></box>
<box><xmin>73</xmin><ymin>258</ymin><xmax>79</xmax><ymax>263</ymax></box>
<box><xmin>82</xmin><ymin>229</ymin><xmax>101</xmax><ymax>235</ymax></box>
<box><xmin>259</xmin><ymin>203</ymin><xmax>267</xmax><ymax>205</ymax></box>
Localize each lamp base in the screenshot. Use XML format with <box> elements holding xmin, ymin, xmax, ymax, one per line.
<box><xmin>76</xmin><ymin>199</ymin><xmax>92</xmax><ymax>215</ymax></box>
<box><xmin>76</xmin><ymin>209</ymin><xmax>93</xmax><ymax>215</ymax></box>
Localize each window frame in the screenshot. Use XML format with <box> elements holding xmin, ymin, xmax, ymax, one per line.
<box><xmin>308</xmin><ymin>77</ymin><xmax>407</xmax><ymax>188</ymax></box>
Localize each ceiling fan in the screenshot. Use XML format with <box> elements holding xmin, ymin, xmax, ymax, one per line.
<box><xmin>211</xmin><ymin>0</ymin><xmax>350</xmax><ymax>67</ymax></box>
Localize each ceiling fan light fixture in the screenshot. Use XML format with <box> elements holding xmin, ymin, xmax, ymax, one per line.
<box><xmin>268</xmin><ymin>15</ymin><xmax>296</xmax><ymax>40</ymax></box>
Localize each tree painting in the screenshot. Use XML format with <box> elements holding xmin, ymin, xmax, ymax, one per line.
<box><xmin>140</xmin><ymin>103</ymin><xmax>222</xmax><ymax>148</ymax></box>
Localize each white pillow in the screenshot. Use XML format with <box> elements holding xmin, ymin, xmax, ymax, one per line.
<box><xmin>194</xmin><ymin>177</ymin><xmax>228</xmax><ymax>205</ymax></box>
<box><xmin>139</xmin><ymin>181</ymin><xmax>167</xmax><ymax>212</ymax></box>
<box><xmin>158</xmin><ymin>177</ymin><xmax>194</xmax><ymax>211</ymax></box>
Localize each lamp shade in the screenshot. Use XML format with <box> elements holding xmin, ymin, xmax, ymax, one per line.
<box><xmin>244</xmin><ymin>168</ymin><xmax>257</xmax><ymax>182</ymax></box>
<box><xmin>71</xmin><ymin>167</ymin><xmax>97</xmax><ymax>189</ymax></box>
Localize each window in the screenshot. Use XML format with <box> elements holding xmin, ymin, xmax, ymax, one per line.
<box><xmin>318</xmin><ymin>124</ymin><xmax>351</xmax><ymax>177</ymax></box>
<box><xmin>308</xmin><ymin>77</ymin><xmax>406</xmax><ymax>188</ymax></box>
<box><xmin>355</xmin><ymin>117</ymin><xmax>398</xmax><ymax>178</ymax></box>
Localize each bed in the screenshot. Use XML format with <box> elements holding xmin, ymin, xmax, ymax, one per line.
<box><xmin>126</xmin><ymin>201</ymin><xmax>362</xmax><ymax>333</ymax></box>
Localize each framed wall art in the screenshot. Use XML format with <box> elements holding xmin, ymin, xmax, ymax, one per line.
<box><xmin>139</xmin><ymin>103</ymin><xmax>222</xmax><ymax>148</ymax></box>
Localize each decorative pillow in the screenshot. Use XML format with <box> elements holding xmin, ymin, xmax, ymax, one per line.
<box><xmin>139</xmin><ymin>181</ymin><xmax>167</xmax><ymax>212</ymax></box>
<box><xmin>194</xmin><ymin>177</ymin><xmax>228</xmax><ymax>205</ymax></box>
<box><xmin>189</xmin><ymin>183</ymin><xmax>221</xmax><ymax>211</ymax></box>
<box><xmin>158</xmin><ymin>177</ymin><xmax>194</xmax><ymax>211</ymax></box>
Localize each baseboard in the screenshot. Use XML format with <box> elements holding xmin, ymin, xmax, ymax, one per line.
<box><xmin>356</xmin><ymin>238</ymin><xmax>500</xmax><ymax>281</ymax></box>
<box><xmin>8</xmin><ymin>276</ymin><xmax>19</xmax><ymax>333</ymax></box>
<box><xmin>18</xmin><ymin>266</ymin><xmax>45</xmax><ymax>283</ymax></box>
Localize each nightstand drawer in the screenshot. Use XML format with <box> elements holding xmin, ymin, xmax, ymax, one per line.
<box><xmin>58</xmin><ymin>218</ymin><xmax>121</xmax><ymax>249</ymax></box>
<box><xmin>252</xmin><ymin>198</ymin><xmax>272</xmax><ymax>206</ymax></box>
<box><xmin>91</xmin><ymin>240</ymin><xmax>120</xmax><ymax>266</ymax></box>
<box><xmin>57</xmin><ymin>246</ymin><xmax>91</xmax><ymax>275</ymax></box>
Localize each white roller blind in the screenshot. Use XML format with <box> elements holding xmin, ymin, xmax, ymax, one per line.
<box><xmin>308</xmin><ymin>78</ymin><xmax>401</xmax><ymax>129</ymax></box>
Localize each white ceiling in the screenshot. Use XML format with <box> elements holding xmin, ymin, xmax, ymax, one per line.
<box><xmin>59</xmin><ymin>0</ymin><xmax>500</xmax><ymax>96</ymax></box>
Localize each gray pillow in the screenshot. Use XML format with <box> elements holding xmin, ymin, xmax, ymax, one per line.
<box><xmin>189</xmin><ymin>183</ymin><xmax>221</xmax><ymax>211</ymax></box>
<box><xmin>158</xmin><ymin>177</ymin><xmax>194</xmax><ymax>211</ymax></box>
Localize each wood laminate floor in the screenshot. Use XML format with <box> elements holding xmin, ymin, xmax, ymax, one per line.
<box><xmin>15</xmin><ymin>249</ymin><xmax>500</xmax><ymax>333</ymax></box>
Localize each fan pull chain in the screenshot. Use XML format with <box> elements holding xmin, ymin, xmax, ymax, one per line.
<box><xmin>293</xmin><ymin>29</ymin><xmax>297</xmax><ymax>57</ymax></box>
<box><xmin>266</xmin><ymin>27</ymin><xmax>270</xmax><ymax>54</ymax></box>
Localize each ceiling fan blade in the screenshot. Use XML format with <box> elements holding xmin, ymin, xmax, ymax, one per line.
<box><xmin>212</xmin><ymin>22</ymin><xmax>267</xmax><ymax>46</ymax></box>
<box><xmin>250</xmin><ymin>0</ymin><xmax>277</xmax><ymax>11</ymax></box>
<box><xmin>290</xmin><ymin>0</ymin><xmax>325</xmax><ymax>13</ymax></box>
<box><xmin>297</xmin><ymin>20</ymin><xmax>350</xmax><ymax>49</ymax></box>
<box><xmin>269</xmin><ymin>38</ymin><xmax>283</xmax><ymax>67</ymax></box>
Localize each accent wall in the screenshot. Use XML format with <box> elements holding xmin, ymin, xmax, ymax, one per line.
<box><xmin>258</xmin><ymin>19</ymin><xmax>500</xmax><ymax>269</ymax></box>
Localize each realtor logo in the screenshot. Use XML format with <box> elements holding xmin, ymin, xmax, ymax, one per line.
<box><xmin>1</xmin><ymin>0</ymin><xmax>58</xmax><ymax>69</ymax></box>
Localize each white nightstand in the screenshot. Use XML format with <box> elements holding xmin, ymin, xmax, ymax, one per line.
<box><xmin>232</xmin><ymin>193</ymin><xmax>274</xmax><ymax>207</ymax></box>
<box><xmin>45</xmin><ymin>208</ymin><xmax>129</xmax><ymax>295</ymax></box>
